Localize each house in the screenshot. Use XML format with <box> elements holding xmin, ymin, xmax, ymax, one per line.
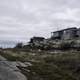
<box><xmin>51</xmin><ymin>27</ymin><xmax>77</xmax><ymax>40</ymax></box>
<box><xmin>29</xmin><ymin>37</ymin><xmax>45</xmax><ymax>44</ymax></box>
<box><xmin>29</xmin><ymin>37</ymin><xmax>45</xmax><ymax>47</ymax></box>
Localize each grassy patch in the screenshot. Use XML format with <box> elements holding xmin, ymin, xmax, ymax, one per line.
<box><xmin>1</xmin><ymin>50</ymin><xmax>80</xmax><ymax>80</ymax></box>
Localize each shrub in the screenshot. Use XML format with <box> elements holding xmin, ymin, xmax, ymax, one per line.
<box><xmin>59</xmin><ymin>41</ymin><xmax>76</xmax><ymax>50</ymax></box>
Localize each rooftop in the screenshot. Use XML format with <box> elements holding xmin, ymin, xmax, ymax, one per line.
<box><xmin>52</xmin><ymin>27</ymin><xmax>77</xmax><ymax>33</ymax></box>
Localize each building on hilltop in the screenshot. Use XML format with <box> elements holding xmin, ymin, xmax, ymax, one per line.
<box><xmin>51</xmin><ymin>27</ymin><xmax>78</xmax><ymax>40</ymax></box>
<box><xmin>29</xmin><ymin>37</ymin><xmax>45</xmax><ymax>45</ymax></box>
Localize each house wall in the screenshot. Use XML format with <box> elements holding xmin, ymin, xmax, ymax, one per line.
<box><xmin>77</xmin><ymin>28</ymin><xmax>80</xmax><ymax>38</ymax></box>
<box><xmin>62</xmin><ymin>28</ymin><xmax>77</xmax><ymax>40</ymax></box>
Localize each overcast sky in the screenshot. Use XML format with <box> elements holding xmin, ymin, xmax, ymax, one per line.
<box><xmin>0</xmin><ymin>0</ymin><xmax>80</xmax><ymax>42</ymax></box>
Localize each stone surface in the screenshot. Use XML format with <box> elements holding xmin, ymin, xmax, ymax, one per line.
<box><xmin>0</xmin><ymin>55</ymin><xmax>27</xmax><ymax>80</ymax></box>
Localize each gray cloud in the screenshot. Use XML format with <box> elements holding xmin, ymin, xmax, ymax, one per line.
<box><xmin>0</xmin><ymin>0</ymin><xmax>80</xmax><ymax>43</ymax></box>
